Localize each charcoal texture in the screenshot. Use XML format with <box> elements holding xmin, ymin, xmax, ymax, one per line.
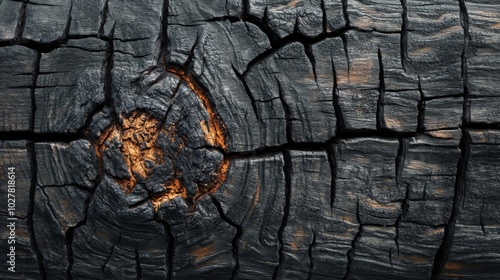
<box><xmin>1</xmin><ymin>0</ymin><xmax>500</xmax><ymax>279</ymax></box>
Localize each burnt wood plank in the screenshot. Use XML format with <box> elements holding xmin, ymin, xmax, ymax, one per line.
<box><xmin>0</xmin><ymin>0</ymin><xmax>499</xmax><ymax>279</ymax></box>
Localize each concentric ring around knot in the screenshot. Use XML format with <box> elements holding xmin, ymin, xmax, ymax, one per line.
<box><xmin>94</xmin><ymin>71</ymin><xmax>229</xmax><ymax>210</ymax></box>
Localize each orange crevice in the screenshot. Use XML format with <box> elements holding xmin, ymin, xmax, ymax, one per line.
<box><xmin>151</xmin><ymin>177</ymin><xmax>188</xmax><ymax>211</ymax></box>
<box><xmin>164</xmin><ymin>65</ymin><xmax>228</xmax><ymax>151</ymax></box>
<box><xmin>98</xmin><ymin>111</ymin><xmax>163</xmax><ymax>193</ymax></box>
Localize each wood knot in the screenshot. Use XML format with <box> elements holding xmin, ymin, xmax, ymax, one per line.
<box><xmin>94</xmin><ymin>71</ymin><xmax>229</xmax><ymax>210</ymax></box>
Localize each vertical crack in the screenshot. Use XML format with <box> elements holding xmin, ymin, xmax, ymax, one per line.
<box><xmin>158</xmin><ymin>0</ymin><xmax>169</xmax><ymax>65</ymax></box>
<box><xmin>165</xmin><ymin>223</ymin><xmax>174</xmax><ymax>280</ymax></box>
<box><xmin>104</xmin><ymin>26</ymin><xmax>116</xmax><ymax>122</ymax></box>
<box><xmin>305</xmin><ymin>45</ymin><xmax>318</xmax><ymax>83</ymax></box>
<box><xmin>423</xmin><ymin>181</ymin><xmax>428</xmax><ymax>201</ymax></box>
<box><xmin>376</xmin><ymin>48</ymin><xmax>385</xmax><ymax>130</ymax></box>
<box><xmin>26</xmin><ymin>141</ymin><xmax>47</xmax><ymax>279</ymax></box>
<box><xmin>293</xmin><ymin>15</ymin><xmax>300</xmax><ymax>36</ymax></box>
<box><xmin>148</xmin><ymin>182</ymin><xmax>175</xmax><ymax>280</ymax></box>
<box><xmin>276</xmin><ymin>79</ymin><xmax>294</xmax><ymax>143</ymax></box>
<box><xmin>389</xmin><ymin>247</ymin><xmax>393</xmax><ymax>266</ymax></box>
<box><xmin>232</xmin><ymin>64</ymin><xmax>260</xmax><ymax>121</ymax></box>
<box><xmin>135</xmin><ymin>249</ymin><xmax>142</xmax><ymax>280</ymax></box>
<box><xmin>417</xmin><ymin>76</ymin><xmax>425</xmax><ymax>132</ymax></box>
<box><xmin>37</xmin><ymin>186</ymin><xmax>91</xmax><ymax>280</ymax></box>
<box><xmin>331</xmin><ymin>58</ymin><xmax>345</xmax><ymax>133</ymax></box>
<box><xmin>431</xmin><ymin>3</ymin><xmax>470</xmax><ymax>277</ymax></box>
<box><xmin>38</xmin><ymin>187</ymin><xmax>59</xmax><ymax>222</ymax></box>
<box><xmin>430</xmin><ymin>130</ymin><xmax>471</xmax><ymax>280</ymax></box>
<box><xmin>262</xmin><ymin>7</ymin><xmax>280</xmax><ymax>48</ymax></box>
<box><xmin>480</xmin><ymin>199</ymin><xmax>486</xmax><ymax>235</ymax></box>
<box><xmin>14</xmin><ymin>0</ymin><xmax>28</xmax><ymax>40</ymax></box>
<box><xmin>395</xmin><ymin>183</ymin><xmax>409</xmax><ymax>255</ymax></box>
<box><xmin>182</xmin><ymin>34</ymin><xmax>200</xmax><ymax>71</ymax></box>
<box><xmin>158</xmin><ymin>79</ymin><xmax>183</xmax><ymax>129</ymax></box>
<box><xmin>30</xmin><ymin>51</ymin><xmax>41</xmax><ymax>133</ymax></box>
<box><xmin>65</xmin><ymin>186</ymin><xmax>94</xmax><ymax>280</ymax></box>
<box><xmin>62</xmin><ymin>0</ymin><xmax>73</xmax><ymax>41</ymax></box>
<box><xmin>320</xmin><ymin>0</ymin><xmax>327</xmax><ymax>33</ymax></box>
<box><xmin>64</xmin><ymin>226</ymin><xmax>75</xmax><ymax>279</ymax></box>
<box><xmin>327</xmin><ymin>144</ymin><xmax>337</xmax><ymax>209</ymax></box>
<box><xmin>210</xmin><ymin>196</ymin><xmax>243</xmax><ymax>280</ymax></box>
<box><xmin>241</xmin><ymin>0</ymin><xmax>249</xmax><ymax>20</ymax></box>
<box><xmin>341</xmin><ymin>0</ymin><xmax>350</xmax><ymax>28</ymax></box>
<box><xmin>224</xmin><ymin>0</ymin><xmax>230</xmax><ymax>17</ymax></box>
<box><xmin>459</xmin><ymin>0</ymin><xmax>470</xmax><ymax>64</ymax></box>
<box><xmin>307</xmin><ymin>230</ymin><xmax>316</xmax><ymax>280</ymax></box>
<box><xmin>77</xmin><ymin>46</ymin><xmax>111</xmax><ymax>135</ymax></box>
<box><xmin>272</xmin><ymin>150</ymin><xmax>292</xmax><ymax>280</ymax></box>
<box><xmin>98</xmin><ymin>0</ymin><xmax>109</xmax><ymax>38</ymax></box>
<box><xmin>344</xmin><ymin>198</ymin><xmax>362</xmax><ymax>280</ymax></box>
<box><xmin>400</xmin><ymin>0</ymin><xmax>408</xmax><ymax>71</ymax></box>
<box><xmin>396</xmin><ymin>138</ymin><xmax>409</xmax><ymax>185</ymax></box>
<box><xmin>101</xmin><ymin>232</ymin><xmax>122</xmax><ymax>271</ymax></box>
<box><xmin>64</xmin><ymin>221</ymin><xmax>78</xmax><ymax>279</ymax></box>
<box><xmin>394</xmin><ymin>138</ymin><xmax>410</xmax><ymax>255</ymax></box>
<box><xmin>340</xmin><ymin>34</ymin><xmax>350</xmax><ymax>78</ymax></box>
<box><xmin>154</xmin><ymin>216</ymin><xmax>175</xmax><ymax>280</ymax></box>
<box><xmin>459</xmin><ymin>0</ymin><xmax>470</xmax><ymax>124</ymax></box>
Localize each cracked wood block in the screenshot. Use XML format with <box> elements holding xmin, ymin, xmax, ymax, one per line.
<box><xmin>424</xmin><ymin>97</ymin><xmax>464</xmax><ymax>131</ymax></box>
<box><xmin>0</xmin><ymin>0</ymin><xmax>23</xmax><ymax>41</ymax></box>
<box><xmin>278</xmin><ymin>151</ymin><xmax>357</xmax><ymax>279</ymax></box>
<box><xmin>467</xmin><ymin>1</ymin><xmax>500</xmax><ymax>98</ymax></box>
<box><xmin>243</xmin><ymin>0</ymin><xmax>352</xmax><ymax>35</ymax></box>
<box><xmin>157</xmin><ymin>197</ymin><xmax>235</xmax><ymax>279</ymax></box>
<box><xmin>68</xmin><ymin>0</ymin><xmax>106</xmax><ymax>36</ymax></box>
<box><xmin>334</xmin><ymin>138</ymin><xmax>403</xmax><ymax>278</ymax></box>
<box><xmin>105</xmin><ymin>0</ymin><xmax>164</xmax><ymax>113</ymax></box>
<box><xmin>402</xmin><ymin>134</ymin><xmax>460</xmax><ymax>226</ymax></box>
<box><xmin>249</xmin><ymin>0</ymin><xmax>325</xmax><ymax>38</ymax></box>
<box><xmin>405</xmin><ymin>0</ymin><xmax>464</xmax><ymax>99</ymax></box>
<box><xmin>348</xmin><ymin>0</ymin><xmax>402</xmax><ymax>32</ymax></box>
<box><xmin>71</xmin><ymin>176</ymin><xmax>168</xmax><ymax>279</ymax></box>
<box><xmin>34</xmin><ymin>39</ymin><xmax>107</xmax><ymax>133</ymax></box>
<box><xmin>108</xmin><ymin>0</ymin><xmax>163</xmax><ymax>72</ymax></box>
<box><xmin>394</xmin><ymin>132</ymin><xmax>461</xmax><ymax>279</ymax></box>
<box><xmin>33</xmin><ymin>185</ymin><xmax>89</xmax><ymax>279</ymax></box>
<box><xmin>212</xmin><ymin>154</ymin><xmax>285</xmax><ymax>279</ymax></box>
<box><xmin>0</xmin><ymin>46</ymin><xmax>35</xmax><ymax>131</ymax></box>
<box><xmin>352</xmin><ymin>225</ymin><xmax>398</xmax><ymax>278</ymax></box>
<box><xmin>323</xmin><ymin>0</ymin><xmax>346</xmax><ymax>32</ymax></box>
<box><xmin>23</xmin><ymin>0</ymin><xmax>71</xmax><ymax>43</ymax></box>
<box><xmin>382</xmin><ymin>90</ymin><xmax>420</xmax><ymax>132</ymax></box>
<box><xmin>35</xmin><ymin>140</ymin><xmax>98</xmax><ymax>188</ymax></box>
<box><xmin>470</xmin><ymin>97</ymin><xmax>500</xmax><ymax>124</ymax></box>
<box><xmin>337</xmin><ymin>31</ymin><xmax>405</xmax><ymax>130</ymax></box>
<box><xmin>440</xmin><ymin>130</ymin><xmax>500</xmax><ymax>278</ymax></box>
<box><xmin>246</xmin><ymin>42</ymin><xmax>336</xmax><ymax>143</ymax></box>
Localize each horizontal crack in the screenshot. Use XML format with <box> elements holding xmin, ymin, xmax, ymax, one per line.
<box><xmin>0</xmin><ymin>131</ymin><xmax>84</xmax><ymax>142</ymax></box>
<box><xmin>225</xmin><ymin>130</ymin><xmax>421</xmax><ymax>159</ymax></box>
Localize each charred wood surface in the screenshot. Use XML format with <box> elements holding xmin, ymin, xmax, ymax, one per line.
<box><xmin>1</xmin><ymin>0</ymin><xmax>500</xmax><ymax>279</ymax></box>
